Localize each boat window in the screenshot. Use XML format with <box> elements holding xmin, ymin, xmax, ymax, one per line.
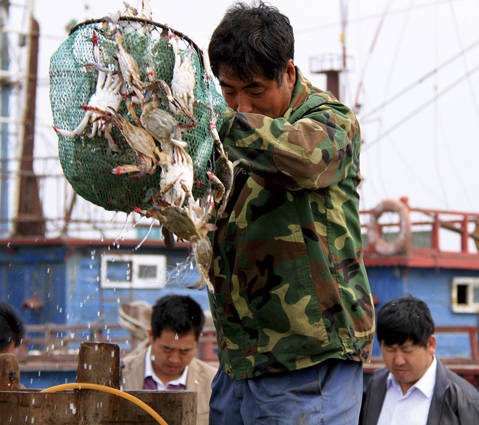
<box><xmin>451</xmin><ymin>277</ymin><xmax>479</xmax><ymax>313</ymax></box>
<box><xmin>100</xmin><ymin>253</ymin><xmax>167</xmax><ymax>289</ymax></box>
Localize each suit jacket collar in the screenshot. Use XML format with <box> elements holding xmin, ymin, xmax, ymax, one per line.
<box><xmin>367</xmin><ymin>367</ymin><xmax>389</xmax><ymax>425</ymax></box>
<box><xmin>426</xmin><ymin>359</ymin><xmax>450</xmax><ymax>425</ymax></box>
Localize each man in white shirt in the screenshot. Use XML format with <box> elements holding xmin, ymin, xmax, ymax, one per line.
<box><xmin>121</xmin><ymin>295</ymin><xmax>217</xmax><ymax>425</ymax></box>
<box><xmin>360</xmin><ymin>296</ymin><xmax>479</xmax><ymax>425</ymax></box>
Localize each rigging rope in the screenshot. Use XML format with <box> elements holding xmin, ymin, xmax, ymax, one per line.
<box><xmin>360</xmin><ymin>38</ymin><xmax>479</xmax><ymax>120</ymax></box>
<box><xmin>364</xmin><ymin>62</ymin><xmax>479</xmax><ymax>150</ymax></box>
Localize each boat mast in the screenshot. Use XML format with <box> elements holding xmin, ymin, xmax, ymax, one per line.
<box><xmin>309</xmin><ymin>0</ymin><xmax>349</xmax><ymax>101</ymax></box>
<box><xmin>13</xmin><ymin>0</ymin><xmax>45</xmax><ymax>237</ymax></box>
<box><xmin>0</xmin><ymin>0</ymin><xmax>10</xmax><ymax>235</ymax></box>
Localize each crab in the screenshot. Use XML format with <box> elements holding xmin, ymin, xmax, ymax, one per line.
<box><xmin>145</xmin><ymin>193</ymin><xmax>216</xmax><ymax>292</ymax></box>
<box><xmin>158</xmin><ymin>144</ymin><xmax>194</xmax><ymax>208</ymax></box>
<box><xmin>113</xmin><ymin>30</ymin><xmax>145</xmax><ymax>104</ymax></box>
<box><xmin>168</xmin><ymin>34</ymin><xmax>197</xmax><ymax>117</ymax></box>
<box><xmin>140</xmin><ymin>106</ymin><xmax>187</xmax><ymax>149</ymax></box>
<box><xmin>86</xmin><ymin>106</ymin><xmax>165</xmax><ymax>177</ymax></box>
<box><xmin>53</xmin><ymin>34</ymin><xmax>123</xmax><ymax>152</ymax></box>
<box><xmin>128</xmin><ymin>86</ymin><xmax>194</xmax><ymax>207</ymax></box>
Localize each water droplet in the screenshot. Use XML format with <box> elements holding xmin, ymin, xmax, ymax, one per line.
<box><xmin>69</xmin><ymin>403</ymin><xmax>76</xmax><ymax>415</ymax></box>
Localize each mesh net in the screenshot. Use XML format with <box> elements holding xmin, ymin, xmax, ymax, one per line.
<box><xmin>49</xmin><ymin>17</ymin><xmax>226</xmax><ymax>213</ymax></box>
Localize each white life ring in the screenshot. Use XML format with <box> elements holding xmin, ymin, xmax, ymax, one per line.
<box><xmin>368</xmin><ymin>199</ymin><xmax>412</xmax><ymax>255</ymax></box>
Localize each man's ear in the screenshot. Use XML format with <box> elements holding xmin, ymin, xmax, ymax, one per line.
<box><xmin>148</xmin><ymin>329</ymin><xmax>153</xmax><ymax>345</ymax></box>
<box><xmin>284</xmin><ymin>59</ymin><xmax>296</xmax><ymax>90</ymax></box>
<box><xmin>427</xmin><ymin>334</ymin><xmax>436</xmax><ymax>355</ymax></box>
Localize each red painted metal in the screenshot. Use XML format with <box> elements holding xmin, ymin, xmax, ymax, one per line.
<box><xmin>361</xmin><ymin>198</ymin><xmax>479</xmax><ymax>270</ymax></box>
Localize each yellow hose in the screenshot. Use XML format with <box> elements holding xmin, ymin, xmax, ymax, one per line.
<box><xmin>40</xmin><ymin>382</ymin><xmax>168</xmax><ymax>425</ymax></box>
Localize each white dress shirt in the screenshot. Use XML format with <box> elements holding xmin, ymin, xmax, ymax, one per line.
<box><xmin>377</xmin><ymin>357</ymin><xmax>437</xmax><ymax>425</ymax></box>
<box><xmin>143</xmin><ymin>345</ymin><xmax>188</xmax><ymax>390</ymax></box>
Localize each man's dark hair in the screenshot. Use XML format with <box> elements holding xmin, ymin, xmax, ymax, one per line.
<box><xmin>376</xmin><ymin>295</ymin><xmax>435</xmax><ymax>348</ymax></box>
<box><xmin>0</xmin><ymin>302</ymin><xmax>25</xmax><ymax>351</ymax></box>
<box><xmin>208</xmin><ymin>1</ymin><xmax>294</xmax><ymax>83</ymax></box>
<box><xmin>151</xmin><ymin>295</ymin><xmax>205</xmax><ymax>341</ymax></box>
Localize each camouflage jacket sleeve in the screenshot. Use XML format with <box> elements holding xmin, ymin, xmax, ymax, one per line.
<box><xmin>220</xmin><ymin>94</ymin><xmax>360</xmax><ymax>191</ymax></box>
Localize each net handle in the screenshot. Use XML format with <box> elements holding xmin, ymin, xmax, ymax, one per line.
<box><xmin>69</xmin><ymin>16</ymin><xmax>205</xmax><ymax>69</ymax></box>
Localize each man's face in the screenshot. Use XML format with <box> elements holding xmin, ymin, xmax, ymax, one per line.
<box><xmin>218</xmin><ymin>59</ymin><xmax>296</xmax><ymax>118</ymax></box>
<box><xmin>380</xmin><ymin>335</ymin><xmax>436</xmax><ymax>394</ymax></box>
<box><xmin>149</xmin><ymin>329</ymin><xmax>198</xmax><ymax>383</ymax></box>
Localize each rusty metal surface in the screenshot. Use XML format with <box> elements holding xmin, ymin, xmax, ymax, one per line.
<box><xmin>0</xmin><ymin>342</ymin><xmax>197</xmax><ymax>424</ymax></box>
<box><xmin>0</xmin><ymin>390</ymin><xmax>197</xmax><ymax>424</ymax></box>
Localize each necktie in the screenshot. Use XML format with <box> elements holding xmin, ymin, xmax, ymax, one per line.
<box><xmin>143</xmin><ymin>376</ymin><xmax>186</xmax><ymax>390</ymax></box>
<box><xmin>143</xmin><ymin>376</ymin><xmax>158</xmax><ymax>390</ymax></box>
<box><xmin>166</xmin><ymin>383</ymin><xmax>186</xmax><ymax>390</ymax></box>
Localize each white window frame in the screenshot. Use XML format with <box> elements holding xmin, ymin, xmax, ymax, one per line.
<box><xmin>100</xmin><ymin>253</ymin><xmax>167</xmax><ymax>289</ymax></box>
<box><xmin>451</xmin><ymin>277</ymin><xmax>479</xmax><ymax>313</ymax></box>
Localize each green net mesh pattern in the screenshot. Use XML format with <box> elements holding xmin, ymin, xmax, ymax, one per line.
<box><xmin>50</xmin><ymin>18</ymin><xmax>226</xmax><ymax>213</ymax></box>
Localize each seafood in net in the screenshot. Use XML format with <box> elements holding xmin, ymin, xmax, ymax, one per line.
<box><xmin>144</xmin><ymin>192</ymin><xmax>216</xmax><ymax>292</ymax></box>
<box><xmin>86</xmin><ymin>106</ymin><xmax>165</xmax><ymax>177</ymax></box>
<box><xmin>169</xmin><ymin>34</ymin><xmax>196</xmax><ymax>117</ymax></box>
<box><xmin>53</xmin><ymin>33</ymin><xmax>123</xmax><ymax>152</ymax></box>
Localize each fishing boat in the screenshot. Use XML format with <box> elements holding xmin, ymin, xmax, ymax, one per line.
<box><xmin>0</xmin><ymin>1</ymin><xmax>477</xmax><ymax>391</ymax></box>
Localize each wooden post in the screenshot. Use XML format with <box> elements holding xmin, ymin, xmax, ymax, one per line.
<box><xmin>77</xmin><ymin>342</ymin><xmax>120</xmax><ymax>388</ymax></box>
<box><xmin>0</xmin><ymin>353</ymin><xmax>21</xmax><ymax>390</ymax></box>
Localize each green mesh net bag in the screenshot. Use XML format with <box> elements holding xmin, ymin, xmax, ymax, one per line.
<box><xmin>49</xmin><ymin>17</ymin><xmax>227</xmax><ymax>213</ymax></box>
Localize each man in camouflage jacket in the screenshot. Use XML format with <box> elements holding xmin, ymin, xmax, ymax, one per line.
<box><xmin>207</xmin><ymin>2</ymin><xmax>375</xmax><ymax>424</ymax></box>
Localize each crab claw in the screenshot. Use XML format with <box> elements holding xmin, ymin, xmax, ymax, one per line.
<box><xmin>207</xmin><ymin>171</ymin><xmax>225</xmax><ymax>203</ymax></box>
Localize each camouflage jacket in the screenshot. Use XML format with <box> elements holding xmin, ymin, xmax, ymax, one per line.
<box><xmin>209</xmin><ymin>69</ymin><xmax>375</xmax><ymax>380</ymax></box>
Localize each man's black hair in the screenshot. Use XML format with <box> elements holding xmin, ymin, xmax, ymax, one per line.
<box><xmin>208</xmin><ymin>1</ymin><xmax>294</xmax><ymax>83</ymax></box>
<box><xmin>151</xmin><ymin>295</ymin><xmax>205</xmax><ymax>341</ymax></box>
<box><xmin>0</xmin><ymin>302</ymin><xmax>25</xmax><ymax>351</ymax></box>
<box><xmin>376</xmin><ymin>295</ymin><xmax>435</xmax><ymax>348</ymax></box>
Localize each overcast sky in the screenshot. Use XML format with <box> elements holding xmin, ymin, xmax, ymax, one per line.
<box><xmin>27</xmin><ymin>0</ymin><xmax>479</xmax><ymax>221</ymax></box>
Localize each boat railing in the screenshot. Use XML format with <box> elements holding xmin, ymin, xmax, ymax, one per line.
<box><xmin>360</xmin><ymin>197</ymin><xmax>479</xmax><ymax>265</ymax></box>
<box><xmin>435</xmin><ymin>325</ymin><xmax>479</xmax><ymax>362</ymax></box>
<box><xmin>18</xmin><ymin>322</ymin><xmax>219</xmax><ymax>371</ymax></box>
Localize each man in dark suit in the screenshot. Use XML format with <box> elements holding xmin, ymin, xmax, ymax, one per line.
<box><xmin>360</xmin><ymin>295</ymin><xmax>479</xmax><ymax>425</ymax></box>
